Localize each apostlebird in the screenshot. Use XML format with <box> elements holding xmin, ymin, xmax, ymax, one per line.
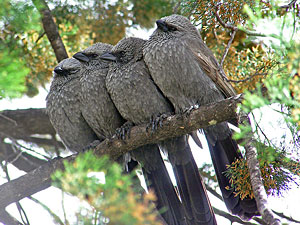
<box><xmin>73</xmin><ymin>43</ymin><xmax>140</xmax><ymax>174</ymax></box>
<box><xmin>46</xmin><ymin>57</ymin><xmax>98</xmax><ymax>152</ymax></box>
<box><xmin>101</xmin><ymin>37</ymin><xmax>216</xmax><ymax>225</ymax></box>
<box><xmin>73</xmin><ymin>43</ymin><xmax>125</xmax><ymax>139</ymax></box>
<box><xmin>143</xmin><ymin>14</ymin><xmax>258</xmax><ymax>220</ymax></box>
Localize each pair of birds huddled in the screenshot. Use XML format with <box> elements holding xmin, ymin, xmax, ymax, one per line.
<box><xmin>46</xmin><ymin>14</ymin><xmax>259</xmax><ymax>225</ymax></box>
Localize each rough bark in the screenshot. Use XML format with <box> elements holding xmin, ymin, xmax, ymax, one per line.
<box><xmin>0</xmin><ymin>155</ymin><xmax>74</xmax><ymax>209</ymax></box>
<box><xmin>0</xmin><ymin>210</ymin><xmax>21</xmax><ymax>225</ymax></box>
<box><xmin>244</xmin><ymin>137</ymin><xmax>281</xmax><ymax>225</ymax></box>
<box><xmin>32</xmin><ymin>0</ymin><xmax>68</xmax><ymax>62</ymax></box>
<box><xmin>241</xmin><ymin>115</ymin><xmax>282</xmax><ymax>225</ymax></box>
<box><xmin>0</xmin><ymin>108</ymin><xmax>55</xmax><ymax>137</ymax></box>
<box><xmin>0</xmin><ymin>95</ymin><xmax>242</xmax><ymax>212</ymax></box>
<box><xmin>94</xmin><ymin>94</ymin><xmax>242</xmax><ymax>160</ymax></box>
<box><xmin>0</xmin><ymin>143</ymin><xmax>47</xmax><ymax>172</ymax></box>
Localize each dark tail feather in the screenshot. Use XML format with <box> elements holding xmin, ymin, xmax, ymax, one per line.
<box><xmin>137</xmin><ymin>145</ymin><xmax>186</xmax><ymax>225</ymax></box>
<box><xmin>205</xmin><ymin>131</ymin><xmax>259</xmax><ymax>220</ymax></box>
<box><xmin>173</xmin><ymin>150</ymin><xmax>217</xmax><ymax>225</ymax></box>
<box><xmin>163</xmin><ymin>136</ymin><xmax>217</xmax><ymax>225</ymax></box>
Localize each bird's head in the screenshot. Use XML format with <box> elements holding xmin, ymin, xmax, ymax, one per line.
<box><xmin>151</xmin><ymin>14</ymin><xmax>199</xmax><ymax>39</ymax></box>
<box><xmin>53</xmin><ymin>57</ymin><xmax>81</xmax><ymax>78</ymax></box>
<box><xmin>100</xmin><ymin>37</ymin><xmax>145</xmax><ymax>65</ymax></box>
<box><xmin>73</xmin><ymin>42</ymin><xmax>113</xmax><ymax>69</ymax></box>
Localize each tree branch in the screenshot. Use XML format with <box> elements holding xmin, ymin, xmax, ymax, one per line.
<box><xmin>0</xmin><ymin>108</ymin><xmax>56</xmax><ymax>137</ymax></box>
<box><xmin>0</xmin><ymin>95</ymin><xmax>243</xmax><ymax>210</ymax></box>
<box><xmin>214</xmin><ymin>3</ymin><xmax>279</xmax><ymax>38</ymax></box>
<box><xmin>213</xmin><ymin>207</ymin><xmax>260</xmax><ymax>225</ymax></box>
<box><xmin>241</xmin><ymin>115</ymin><xmax>282</xmax><ymax>225</ymax></box>
<box><xmin>220</xmin><ymin>29</ymin><xmax>236</xmax><ymax>67</ymax></box>
<box><xmin>94</xmin><ymin>94</ymin><xmax>243</xmax><ymax>160</ymax></box>
<box><xmin>0</xmin><ymin>155</ymin><xmax>74</xmax><ymax>209</ymax></box>
<box><xmin>280</xmin><ymin>0</ymin><xmax>297</xmax><ymax>8</ymax></box>
<box><xmin>0</xmin><ymin>210</ymin><xmax>22</xmax><ymax>225</ymax></box>
<box><xmin>0</xmin><ymin>143</ymin><xmax>47</xmax><ymax>172</ymax></box>
<box><xmin>32</xmin><ymin>0</ymin><xmax>68</xmax><ymax>62</ymax></box>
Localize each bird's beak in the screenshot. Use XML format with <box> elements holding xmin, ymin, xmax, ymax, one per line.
<box><xmin>100</xmin><ymin>52</ymin><xmax>117</xmax><ymax>62</ymax></box>
<box><xmin>73</xmin><ymin>52</ymin><xmax>90</xmax><ymax>62</ymax></box>
<box><xmin>156</xmin><ymin>19</ymin><xmax>169</xmax><ymax>32</ymax></box>
<box><xmin>54</xmin><ymin>66</ymin><xmax>65</xmax><ymax>75</ymax></box>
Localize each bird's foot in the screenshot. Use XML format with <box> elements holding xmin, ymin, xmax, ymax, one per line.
<box><xmin>116</xmin><ymin>121</ymin><xmax>134</xmax><ymax>140</ymax></box>
<box><xmin>182</xmin><ymin>104</ymin><xmax>199</xmax><ymax>117</ymax></box>
<box><xmin>146</xmin><ymin>112</ymin><xmax>172</xmax><ymax>132</ymax></box>
<box><xmin>82</xmin><ymin>140</ymin><xmax>102</xmax><ymax>152</ymax></box>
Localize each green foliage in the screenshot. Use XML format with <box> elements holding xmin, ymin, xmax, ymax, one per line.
<box><xmin>0</xmin><ymin>48</ymin><xmax>28</xmax><ymax>99</ymax></box>
<box><xmin>52</xmin><ymin>151</ymin><xmax>162</xmax><ymax>225</ymax></box>
<box><xmin>228</xmin><ymin>0</ymin><xmax>300</xmax><ymax>198</ymax></box>
<box><xmin>0</xmin><ymin>0</ymin><xmax>41</xmax><ymax>98</ymax></box>
<box><xmin>0</xmin><ymin>0</ymin><xmax>174</xmax><ymax>98</ymax></box>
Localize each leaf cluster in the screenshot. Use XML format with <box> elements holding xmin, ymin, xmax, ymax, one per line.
<box><xmin>0</xmin><ymin>0</ymin><xmax>174</xmax><ymax>99</ymax></box>
<box><xmin>52</xmin><ymin>151</ymin><xmax>162</xmax><ymax>225</ymax></box>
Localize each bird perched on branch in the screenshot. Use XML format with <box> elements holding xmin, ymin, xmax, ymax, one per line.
<box><xmin>73</xmin><ymin>42</ymin><xmax>139</xmax><ymax>172</ymax></box>
<box><xmin>101</xmin><ymin>37</ymin><xmax>216</xmax><ymax>225</ymax></box>
<box><xmin>143</xmin><ymin>14</ymin><xmax>259</xmax><ymax>220</ymax></box>
<box><xmin>46</xmin><ymin>57</ymin><xmax>98</xmax><ymax>152</ymax></box>
<box><xmin>73</xmin><ymin>43</ymin><xmax>125</xmax><ymax>139</ymax></box>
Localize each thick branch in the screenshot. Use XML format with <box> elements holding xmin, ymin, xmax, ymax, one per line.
<box><xmin>32</xmin><ymin>0</ymin><xmax>68</xmax><ymax>62</ymax></box>
<box><xmin>0</xmin><ymin>108</ymin><xmax>55</xmax><ymax>137</ymax></box>
<box><xmin>0</xmin><ymin>155</ymin><xmax>75</xmax><ymax>209</ymax></box>
<box><xmin>94</xmin><ymin>95</ymin><xmax>242</xmax><ymax>159</ymax></box>
<box><xmin>0</xmin><ymin>95</ymin><xmax>242</xmax><ymax>209</ymax></box>
<box><xmin>0</xmin><ymin>143</ymin><xmax>46</xmax><ymax>172</ymax></box>
<box><xmin>0</xmin><ymin>210</ymin><xmax>21</xmax><ymax>225</ymax></box>
<box><xmin>241</xmin><ymin>116</ymin><xmax>281</xmax><ymax>225</ymax></box>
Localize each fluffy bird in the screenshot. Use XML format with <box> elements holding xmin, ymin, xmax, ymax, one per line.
<box><xmin>101</xmin><ymin>37</ymin><xmax>216</xmax><ymax>225</ymax></box>
<box><xmin>143</xmin><ymin>14</ymin><xmax>258</xmax><ymax>220</ymax></box>
<box><xmin>73</xmin><ymin>42</ymin><xmax>139</xmax><ymax>173</ymax></box>
<box><xmin>46</xmin><ymin>57</ymin><xmax>98</xmax><ymax>152</ymax></box>
<box><xmin>73</xmin><ymin>43</ymin><xmax>125</xmax><ymax>139</ymax></box>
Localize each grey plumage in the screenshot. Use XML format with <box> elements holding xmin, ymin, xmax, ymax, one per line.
<box><xmin>46</xmin><ymin>57</ymin><xmax>98</xmax><ymax>152</ymax></box>
<box><xmin>102</xmin><ymin>37</ymin><xmax>216</xmax><ymax>225</ymax></box>
<box><xmin>102</xmin><ymin>37</ymin><xmax>187</xmax><ymax>225</ymax></box>
<box><xmin>143</xmin><ymin>14</ymin><xmax>258</xmax><ymax>220</ymax></box>
<box><xmin>73</xmin><ymin>43</ymin><xmax>125</xmax><ymax>139</ymax></box>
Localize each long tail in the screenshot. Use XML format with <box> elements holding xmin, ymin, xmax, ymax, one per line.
<box><xmin>204</xmin><ymin>124</ymin><xmax>259</xmax><ymax>220</ymax></box>
<box><xmin>133</xmin><ymin>144</ymin><xmax>186</xmax><ymax>225</ymax></box>
<box><xmin>161</xmin><ymin>136</ymin><xmax>217</xmax><ymax>225</ymax></box>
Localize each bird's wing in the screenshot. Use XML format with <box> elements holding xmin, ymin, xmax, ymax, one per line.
<box><xmin>185</xmin><ymin>35</ymin><xmax>237</xmax><ymax>98</ymax></box>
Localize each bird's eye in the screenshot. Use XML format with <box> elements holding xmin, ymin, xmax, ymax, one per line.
<box><xmin>90</xmin><ymin>54</ymin><xmax>98</xmax><ymax>58</ymax></box>
<box><xmin>119</xmin><ymin>51</ymin><xmax>125</xmax><ymax>56</ymax></box>
<box><xmin>168</xmin><ymin>25</ymin><xmax>177</xmax><ymax>32</ymax></box>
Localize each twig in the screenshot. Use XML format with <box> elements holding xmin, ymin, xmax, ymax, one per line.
<box><xmin>172</xmin><ymin>0</ymin><xmax>181</xmax><ymax>14</ymax></box>
<box><xmin>227</xmin><ymin>72</ymin><xmax>267</xmax><ymax>83</ymax></box>
<box><xmin>28</xmin><ymin>196</ymin><xmax>65</xmax><ymax>225</ymax></box>
<box><xmin>220</xmin><ymin>29</ymin><xmax>237</xmax><ymax>67</ymax></box>
<box><xmin>280</xmin><ymin>0</ymin><xmax>297</xmax><ymax>8</ymax></box>
<box><xmin>0</xmin><ymin>113</ymin><xmax>17</xmax><ymax>126</ymax></box>
<box><xmin>213</xmin><ymin>207</ymin><xmax>260</xmax><ymax>225</ymax></box>
<box><xmin>214</xmin><ymin>4</ymin><xmax>278</xmax><ymax>38</ymax></box>
<box><xmin>1</xmin><ymin>162</ymin><xmax>30</xmax><ymax>225</ymax></box>
<box><xmin>272</xmin><ymin>210</ymin><xmax>300</xmax><ymax>223</ymax></box>
<box><xmin>35</xmin><ymin>31</ymin><xmax>46</xmax><ymax>43</ymax></box>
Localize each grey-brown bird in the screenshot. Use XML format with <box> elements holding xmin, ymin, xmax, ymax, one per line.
<box><xmin>46</xmin><ymin>57</ymin><xmax>98</xmax><ymax>152</ymax></box>
<box><xmin>143</xmin><ymin>14</ymin><xmax>259</xmax><ymax>220</ymax></box>
<box><xmin>101</xmin><ymin>37</ymin><xmax>216</xmax><ymax>225</ymax></box>
<box><xmin>73</xmin><ymin>43</ymin><xmax>125</xmax><ymax>139</ymax></box>
<box><xmin>73</xmin><ymin>43</ymin><xmax>139</xmax><ymax>173</ymax></box>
